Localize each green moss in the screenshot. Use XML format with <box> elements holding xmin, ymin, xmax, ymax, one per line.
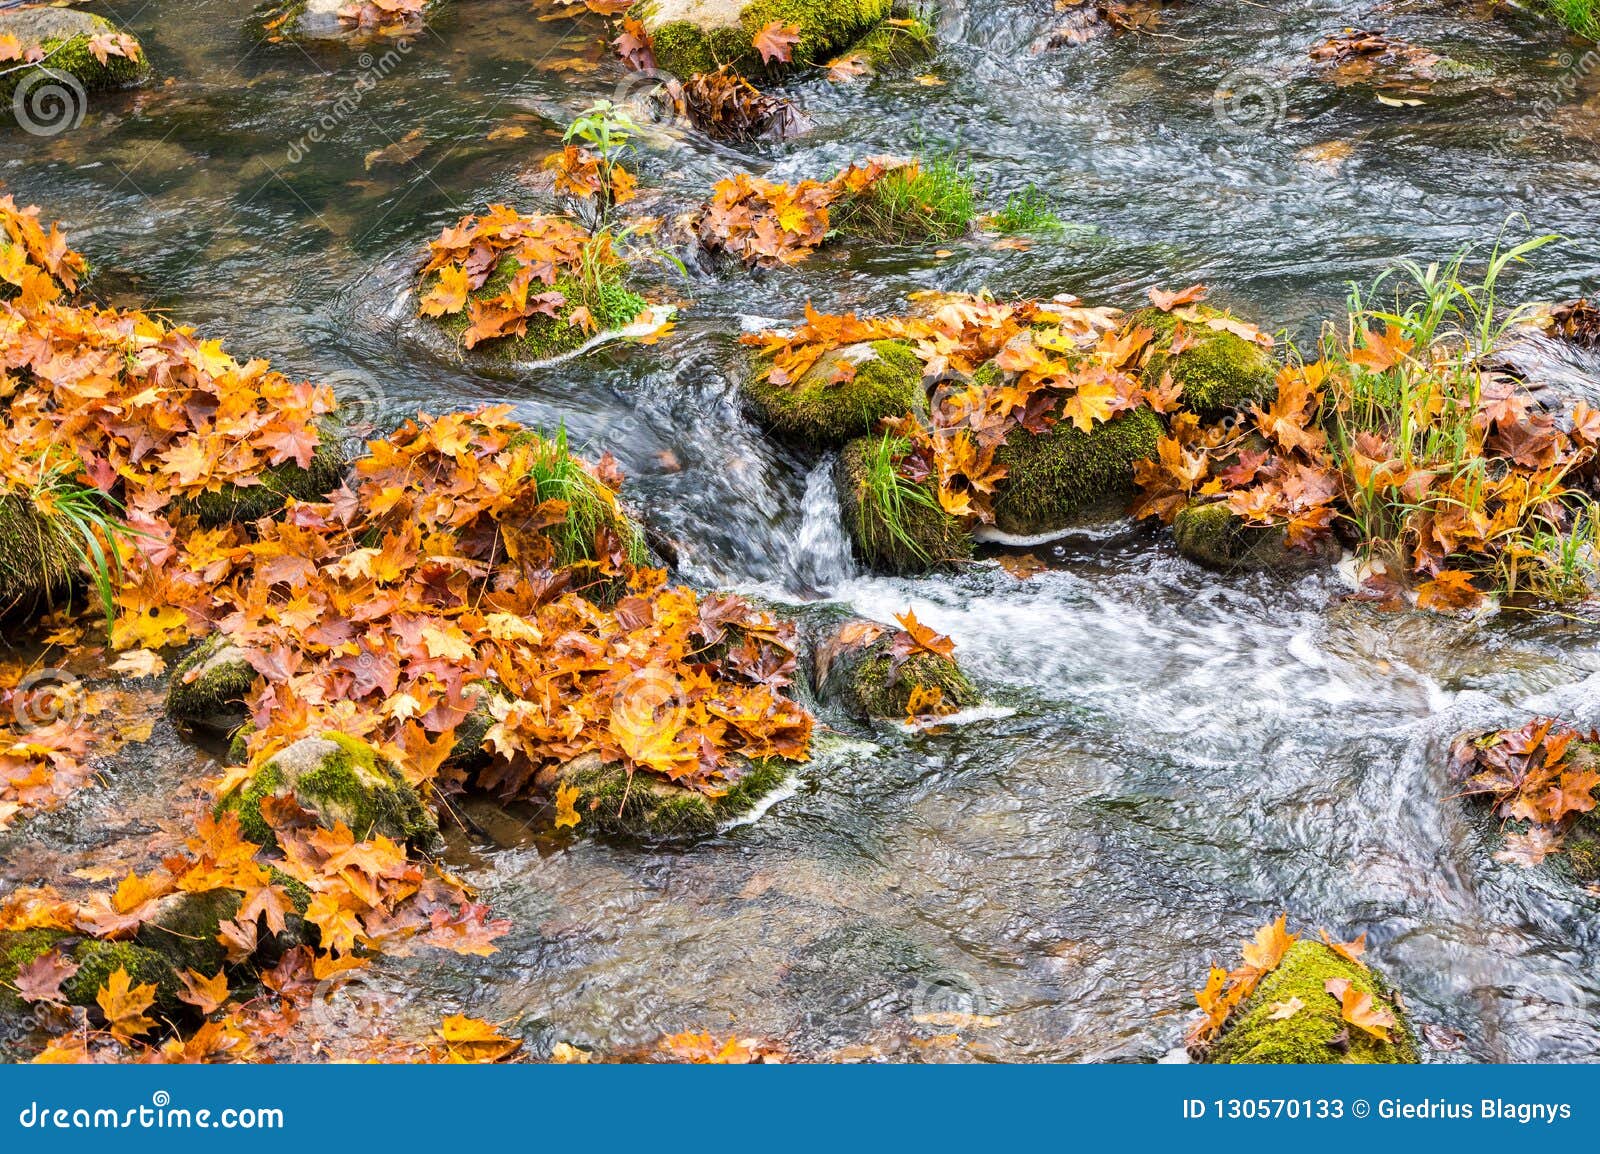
<box><xmin>991</xmin><ymin>405</ymin><xmax>1163</xmax><ymax>537</ymax></box>
<box><xmin>1133</xmin><ymin>306</ymin><xmax>1276</xmax><ymax>419</ymax></box>
<box><xmin>1209</xmin><ymin>940</ymin><xmax>1418</xmax><ymax>1065</ymax></box>
<box><xmin>62</xmin><ymin>941</ymin><xmax>182</xmax><ymax>1015</ymax></box>
<box><xmin>267</xmin><ymin>868</ymin><xmax>314</xmax><ymax>916</ymax></box>
<box><xmin>0</xmin><ymin>12</ymin><xmax>149</xmax><ymax>105</ymax></box>
<box><xmin>167</xmin><ymin>634</ymin><xmax>256</xmax><ymax>734</ymax></box>
<box><xmin>1172</xmin><ymin>501</ymin><xmax>1336</xmax><ymax>572</ymax></box>
<box><xmin>182</xmin><ymin>432</ymin><xmax>347</xmax><ymax>526</ymax></box>
<box><xmin>218</xmin><ymin>732</ymin><xmax>437</xmax><ymax>848</ymax></box>
<box><xmin>816</xmin><ymin>624</ymin><xmax>979</xmax><ymax>720</ymax></box>
<box><xmin>557</xmin><ymin>752</ymin><xmax>789</xmax><ymax>841</ymax></box>
<box><xmin>135</xmin><ymin>890</ymin><xmax>240</xmax><ymax>976</ymax></box>
<box><xmin>832</xmin><ymin>156</ymin><xmax>977</xmax><ymax>245</ymax></box>
<box><xmin>0</xmin><ymin>490</ymin><xmax>78</xmax><ymax>620</ymax></box>
<box><xmin>849</xmin><ymin>16</ymin><xmax>934</xmax><ymax>70</ymax></box>
<box><xmin>429</xmin><ymin>257</ymin><xmax>645</xmax><ymax>365</ymax></box>
<box><xmin>640</xmin><ymin>0</ymin><xmax>893</xmax><ymax>77</ymax></box>
<box><xmin>746</xmin><ymin>340</ymin><xmax>924</xmax><ymax>445</ymax></box>
<box><xmin>836</xmin><ymin>435</ymin><xmax>973</xmax><ymax>574</ymax></box>
<box><xmin>0</xmin><ymin>929</ymin><xmax>71</xmax><ymax>1016</ymax></box>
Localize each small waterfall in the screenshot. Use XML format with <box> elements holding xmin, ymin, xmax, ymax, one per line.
<box><xmin>786</xmin><ymin>457</ymin><xmax>859</xmax><ymax>594</ymax></box>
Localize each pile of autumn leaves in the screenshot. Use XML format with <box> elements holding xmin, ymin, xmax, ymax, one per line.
<box><xmin>0</xmin><ymin>200</ymin><xmax>813</xmax><ymax>1061</ymax></box>
<box><xmin>698</xmin><ymin>159</ymin><xmax>902</xmax><ymax>269</ymax></box>
<box><xmin>1451</xmin><ymin>718</ymin><xmax>1600</xmax><ymax>868</ymax></box>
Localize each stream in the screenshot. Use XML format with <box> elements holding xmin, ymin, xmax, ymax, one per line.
<box><xmin>3</xmin><ymin>0</ymin><xmax>1600</xmax><ymax>1061</ymax></box>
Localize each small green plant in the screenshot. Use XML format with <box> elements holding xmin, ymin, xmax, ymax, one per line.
<box><xmin>861</xmin><ymin>434</ymin><xmax>941</xmax><ymax>565</ymax></box>
<box><xmin>562</xmin><ymin>101</ymin><xmax>642</xmax><ymax>231</ymax></box>
<box><xmin>25</xmin><ymin>450</ymin><xmax>133</xmax><ymax>630</ymax></box>
<box><xmin>1542</xmin><ymin>0</ymin><xmax>1598</xmax><ymax>37</ymax></box>
<box><xmin>994</xmin><ymin>185</ymin><xmax>1064</xmax><ymax>235</ymax></box>
<box><xmin>833</xmin><ymin>155</ymin><xmax>977</xmax><ymax>244</ymax></box>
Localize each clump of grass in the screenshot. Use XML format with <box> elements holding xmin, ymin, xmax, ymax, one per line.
<box><xmin>25</xmin><ymin>450</ymin><xmax>132</xmax><ymax>630</ymax></box>
<box><xmin>1320</xmin><ymin>227</ymin><xmax>1600</xmax><ymax>602</ymax></box>
<box><xmin>1542</xmin><ymin>0</ymin><xmax>1599</xmax><ymax>38</ymax></box>
<box><xmin>861</xmin><ymin>434</ymin><xmax>942</xmax><ymax>565</ymax></box>
<box><xmin>833</xmin><ymin>155</ymin><xmax>977</xmax><ymax>244</ymax></box>
<box><xmin>994</xmin><ymin>185</ymin><xmax>1064</xmax><ymax>235</ymax></box>
<box><xmin>520</xmin><ymin>424</ymin><xmax>646</xmax><ymax>572</ymax></box>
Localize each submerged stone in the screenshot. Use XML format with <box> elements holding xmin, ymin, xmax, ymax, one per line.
<box><xmin>252</xmin><ymin>0</ymin><xmax>446</xmax><ymax>42</ymax></box>
<box><xmin>1172</xmin><ymin>501</ymin><xmax>1338</xmax><ymax>573</ymax></box>
<box><xmin>746</xmin><ymin>340</ymin><xmax>925</xmax><ymax>446</ymax></box>
<box><xmin>990</xmin><ymin>406</ymin><xmax>1163</xmax><ymax>537</ymax></box>
<box><xmin>134</xmin><ymin>889</ymin><xmax>241</xmax><ymax>976</ymax></box>
<box><xmin>0</xmin><ymin>10</ymin><xmax>148</xmax><ymax>109</ymax></box>
<box><xmin>167</xmin><ymin>634</ymin><xmax>256</xmax><ymax>735</ymax></box>
<box><xmin>813</xmin><ymin>617</ymin><xmax>979</xmax><ymax>721</ymax></box>
<box><xmin>848</xmin><ymin>16</ymin><xmax>935</xmax><ymax>72</ymax></box>
<box><xmin>835</xmin><ymin>435</ymin><xmax>973</xmax><ymax>575</ymax></box>
<box><xmin>637</xmin><ymin>0</ymin><xmax>893</xmax><ymax>78</ymax></box>
<box><xmin>1208</xmin><ymin>940</ymin><xmax>1419</xmax><ymax>1065</ymax></box>
<box><xmin>554</xmin><ymin>751</ymin><xmax>789</xmax><ymax>841</ymax></box>
<box><xmin>216</xmin><ymin>731</ymin><xmax>438</xmax><ymax>848</ymax></box>
<box><xmin>1132</xmin><ymin>305</ymin><xmax>1276</xmax><ymax>419</ymax></box>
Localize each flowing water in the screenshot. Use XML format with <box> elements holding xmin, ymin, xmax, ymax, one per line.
<box><xmin>4</xmin><ymin>0</ymin><xmax>1600</xmax><ymax>1060</ymax></box>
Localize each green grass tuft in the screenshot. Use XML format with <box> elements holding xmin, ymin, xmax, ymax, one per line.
<box><xmin>994</xmin><ymin>185</ymin><xmax>1064</xmax><ymax>235</ymax></box>
<box><xmin>833</xmin><ymin>155</ymin><xmax>977</xmax><ymax>244</ymax></box>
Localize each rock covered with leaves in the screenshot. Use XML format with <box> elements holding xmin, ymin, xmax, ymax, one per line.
<box><xmin>635</xmin><ymin>0</ymin><xmax>896</xmax><ymax>79</ymax></box>
<box><xmin>0</xmin><ymin>8</ymin><xmax>146</xmax><ymax>107</ymax></box>
<box><xmin>1451</xmin><ymin>718</ymin><xmax>1600</xmax><ymax>873</ymax></box>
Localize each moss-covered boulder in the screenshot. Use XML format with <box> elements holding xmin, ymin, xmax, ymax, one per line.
<box><xmin>1132</xmin><ymin>306</ymin><xmax>1276</xmax><ymax>419</ymax></box>
<box><xmin>0</xmin><ymin>10</ymin><xmax>148</xmax><ymax>108</ymax></box>
<box><xmin>167</xmin><ymin>634</ymin><xmax>256</xmax><ymax>735</ymax></box>
<box><xmin>991</xmin><ymin>406</ymin><xmax>1163</xmax><ymax>537</ymax></box>
<box><xmin>0</xmin><ymin>491</ymin><xmax>78</xmax><ymax>621</ymax></box>
<box><xmin>0</xmin><ymin>928</ymin><xmax>71</xmax><ymax>1017</ymax></box>
<box><xmin>133</xmin><ymin>889</ymin><xmax>241</xmax><ymax>977</ymax></box>
<box><xmin>835</xmin><ymin>435</ymin><xmax>973</xmax><ymax>574</ymax></box>
<box><xmin>62</xmin><ymin>940</ymin><xmax>184</xmax><ymax>1017</ymax></box>
<box><xmin>182</xmin><ymin>434</ymin><xmax>348</xmax><ymax>527</ymax></box>
<box><xmin>554</xmin><ymin>751</ymin><xmax>789</xmax><ymax>841</ymax></box>
<box><xmin>1209</xmin><ymin>940</ymin><xmax>1419</xmax><ymax>1064</ymax></box>
<box><xmin>813</xmin><ymin>617</ymin><xmax>978</xmax><ymax>721</ymax></box>
<box><xmin>252</xmin><ymin>0</ymin><xmax>447</xmax><ymax>42</ymax></box>
<box><xmin>637</xmin><ymin>0</ymin><xmax>893</xmax><ymax>77</ymax></box>
<box><xmin>746</xmin><ymin>341</ymin><xmax>924</xmax><ymax>446</ymax></box>
<box><xmin>426</xmin><ymin>255</ymin><xmax>645</xmax><ymax>366</ymax></box>
<box><xmin>217</xmin><ymin>731</ymin><xmax>438</xmax><ymax>848</ymax></box>
<box><xmin>1172</xmin><ymin>502</ymin><xmax>1340</xmax><ymax>573</ymax></box>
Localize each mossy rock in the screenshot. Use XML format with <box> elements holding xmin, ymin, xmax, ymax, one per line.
<box><xmin>1132</xmin><ymin>305</ymin><xmax>1276</xmax><ymax>419</ymax></box>
<box><xmin>835</xmin><ymin>436</ymin><xmax>973</xmax><ymax>575</ymax></box>
<box><xmin>0</xmin><ymin>10</ymin><xmax>149</xmax><ymax>107</ymax></box>
<box><xmin>217</xmin><ymin>731</ymin><xmax>438</xmax><ymax>848</ymax></box>
<box><xmin>448</xmin><ymin>681</ymin><xmax>503</xmax><ymax>771</ymax></box>
<box><xmin>134</xmin><ymin>889</ymin><xmax>241</xmax><ymax>976</ymax></box>
<box><xmin>555</xmin><ymin>751</ymin><xmax>789</xmax><ymax>841</ymax></box>
<box><xmin>1172</xmin><ymin>501</ymin><xmax>1339</xmax><ymax>573</ymax></box>
<box><xmin>637</xmin><ymin>0</ymin><xmax>892</xmax><ymax>77</ymax></box>
<box><xmin>1208</xmin><ymin>940</ymin><xmax>1419</xmax><ymax>1065</ymax></box>
<box><xmin>167</xmin><ymin>634</ymin><xmax>257</xmax><ymax>735</ymax></box>
<box><xmin>0</xmin><ymin>928</ymin><xmax>72</xmax><ymax>1017</ymax></box>
<box><xmin>814</xmin><ymin>620</ymin><xmax>979</xmax><ymax>721</ymax></box>
<box><xmin>990</xmin><ymin>406</ymin><xmax>1164</xmax><ymax>537</ymax></box>
<box><xmin>831</xmin><ymin>160</ymin><xmax>977</xmax><ymax>244</ymax></box>
<box><xmin>850</xmin><ymin>15</ymin><xmax>934</xmax><ymax>71</ymax></box>
<box><xmin>746</xmin><ymin>341</ymin><xmax>925</xmax><ymax>446</ymax></box>
<box><xmin>426</xmin><ymin>256</ymin><xmax>645</xmax><ymax>366</ymax></box>
<box><xmin>62</xmin><ymin>941</ymin><xmax>183</xmax><ymax>1017</ymax></box>
<box><xmin>181</xmin><ymin>433</ymin><xmax>348</xmax><ymax>526</ymax></box>
<box><xmin>251</xmin><ymin>0</ymin><xmax>448</xmax><ymax>42</ymax></box>
<box><xmin>0</xmin><ymin>490</ymin><xmax>79</xmax><ymax>621</ymax></box>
